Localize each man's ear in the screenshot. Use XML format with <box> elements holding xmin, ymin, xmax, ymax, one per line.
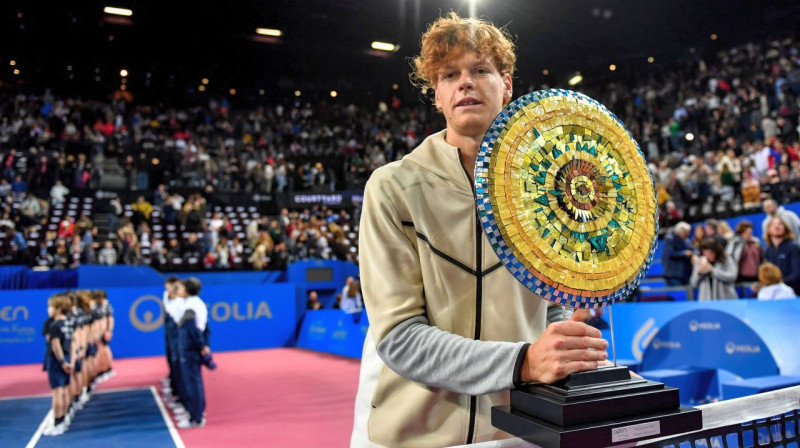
<box><xmin>502</xmin><ymin>73</ymin><xmax>513</xmax><ymax>105</ymax></box>
<box><xmin>434</xmin><ymin>85</ymin><xmax>442</xmax><ymax>111</ymax></box>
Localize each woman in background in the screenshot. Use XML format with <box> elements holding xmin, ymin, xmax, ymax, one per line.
<box><xmin>691</xmin><ymin>239</ymin><xmax>738</xmax><ymax>300</ymax></box>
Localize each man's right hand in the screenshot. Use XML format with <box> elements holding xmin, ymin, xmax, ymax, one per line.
<box><xmin>520</xmin><ymin>309</ymin><xmax>609</xmax><ymax>384</ymax></box>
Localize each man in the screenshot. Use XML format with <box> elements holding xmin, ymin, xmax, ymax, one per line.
<box><xmin>176</xmin><ymin>277</ymin><xmax>209</xmax><ymax>429</ymax></box>
<box><xmin>161</xmin><ymin>277</ymin><xmax>183</xmax><ymax>405</ymax></box>
<box><xmin>762</xmin><ymin>199</ymin><xmax>800</xmax><ymax>243</ymax></box>
<box><xmin>662</xmin><ymin>222</ymin><xmax>696</xmax><ymax>286</ymax></box>
<box><xmin>351</xmin><ymin>13</ymin><xmax>607</xmax><ymax>447</ymax></box>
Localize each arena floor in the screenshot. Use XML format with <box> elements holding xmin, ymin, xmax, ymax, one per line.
<box><xmin>0</xmin><ymin>348</ymin><xmax>361</xmax><ymax>448</ymax></box>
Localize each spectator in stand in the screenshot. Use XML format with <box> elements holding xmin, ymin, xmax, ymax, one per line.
<box><xmin>691</xmin><ymin>239</ymin><xmax>739</xmax><ymax>301</ymax></box>
<box><xmin>340</xmin><ymin>276</ymin><xmax>363</xmax><ymax>313</ymax></box>
<box><xmin>131</xmin><ymin>196</ymin><xmax>153</xmax><ymax>228</ymax></box>
<box><xmin>727</xmin><ymin>221</ymin><xmax>763</xmax><ymax>283</ymax></box>
<box><xmin>692</xmin><ymin>225</ymin><xmax>707</xmax><ymax>250</ymax></box>
<box><xmin>50</xmin><ymin>180</ymin><xmax>69</xmax><ymax>207</ymax></box>
<box><xmin>0</xmin><ymin>178</ymin><xmax>10</xmax><ymax>198</ymax></box>
<box><xmin>764</xmin><ymin>215</ymin><xmax>800</xmax><ymax>294</ymax></box>
<box><xmin>662</xmin><ymin>222</ymin><xmax>696</xmax><ymax>286</ymax></box>
<box><xmin>741</xmin><ymin>171</ymin><xmax>761</xmax><ymax>209</ymax></box>
<box><xmin>757</xmin><ymin>262</ymin><xmax>797</xmax><ymax>300</ymax></box>
<box><xmin>705</xmin><ymin>219</ymin><xmax>730</xmax><ymax>249</ymax></box>
<box><xmin>761</xmin><ymin>199</ymin><xmax>800</xmax><ymax>242</ymax></box>
<box><xmin>20</xmin><ymin>193</ymin><xmax>45</xmax><ymax>227</ymax></box>
<box><xmin>97</xmin><ymin>241</ymin><xmax>117</xmax><ymax>266</ymax></box>
<box><xmin>57</xmin><ymin>217</ymin><xmax>76</xmax><ymax>240</ymax></box>
<box><xmin>306</xmin><ymin>291</ymin><xmax>322</xmax><ymax>310</ymax></box>
<box><xmin>108</xmin><ymin>197</ymin><xmax>123</xmax><ymax>234</ymax></box>
<box><xmin>11</xmin><ymin>174</ymin><xmax>27</xmax><ymax>199</ymax></box>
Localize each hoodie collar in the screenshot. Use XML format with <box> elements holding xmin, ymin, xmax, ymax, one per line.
<box><xmin>404</xmin><ymin>130</ymin><xmax>474</xmax><ymax>196</ymax></box>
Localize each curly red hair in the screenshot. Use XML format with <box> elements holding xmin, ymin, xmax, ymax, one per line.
<box><xmin>411</xmin><ymin>12</ymin><xmax>516</xmax><ymax>92</ymax></box>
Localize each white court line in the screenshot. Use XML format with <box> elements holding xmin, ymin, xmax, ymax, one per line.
<box><xmin>24</xmin><ymin>408</ymin><xmax>52</xmax><ymax>448</ymax></box>
<box><xmin>150</xmin><ymin>386</ymin><xmax>186</xmax><ymax>448</ymax></box>
<box><xmin>0</xmin><ymin>385</ymin><xmax>147</xmax><ymax>402</ymax></box>
<box><xmin>0</xmin><ymin>392</ymin><xmax>52</xmax><ymax>401</ymax></box>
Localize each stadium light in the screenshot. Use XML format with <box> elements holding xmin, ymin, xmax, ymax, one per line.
<box><xmin>229</xmin><ymin>88</ymin><xmax>236</xmax><ymax>95</ymax></box>
<box><xmin>710</xmin><ymin>33</ymin><xmax>718</xmax><ymax>41</ymax></box>
<box><xmin>9</xmin><ymin>60</ymin><xmax>16</xmax><ymax>66</ymax></box>
<box><xmin>568</xmin><ymin>73</ymin><xmax>583</xmax><ymax>86</ymax></box>
<box><xmin>294</xmin><ymin>90</ymin><xmax>301</xmax><ymax>97</ymax></box>
<box><xmin>469</xmin><ymin>0</ymin><xmax>479</xmax><ymax>18</ymax></box>
<box><xmin>13</xmin><ymin>69</ymin><xmax>20</xmax><ymax>75</ymax></box>
<box><xmin>685</xmin><ymin>132</ymin><xmax>695</xmax><ymax>142</ymax></box>
<box><xmin>371</xmin><ymin>41</ymin><xmax>397</xmax><ymax>52</ymax></box>
<box><xmin>256</xmin><ymin>28</ymin><xmax>282</xmax><ymax>37</ymax></box>
<box><xmin>120</xmin><ymin>69</ymin><xmax>128</xmax><ymax>77</ymax></box>
<box><xmin>609</xmin><ymin>64</ymin><xmax>617</xmax><ymax>71</ymax></box>
<box><xmin>201</xmin><ymin>78</ymin><xmax>209</xmax><ymax>85</ymax></box>
<box><xmin>330</xmin><ymin>91</ymin><xmax>338</xmax><ymax>98</ymax></box>
<box><xmin>104</xmin><ymin>6</ymin><xmax>133</xmax><ymax>16</ymax></box>
<box><xmin>542</xmin><ymin>69</ymin><xmax>549</xmax><ymax>76</ymax></box>
<box><xmin>647</xmin><ymin>56</ymin><xmax>655</xmax><ymax>63</ymax></box>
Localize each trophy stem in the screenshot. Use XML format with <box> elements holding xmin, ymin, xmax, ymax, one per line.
<box><xmin>609</xmin><ymin>304</ymin><xmax>617</xmax><ymax>367</ymax></box>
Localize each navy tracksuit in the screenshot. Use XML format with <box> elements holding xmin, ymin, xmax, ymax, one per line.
<box><xmin>165</xmin><ymin>313</ymin><xmax>186</xmax><ymax>405</ymax></box>
<box><xmin>178</xmin><ymin>311</ymin><xmax>206</xmax><ymax>423</ymax></box>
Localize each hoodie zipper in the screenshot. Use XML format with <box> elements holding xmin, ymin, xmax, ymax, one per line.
<box><xmin>458</xmin><ymin>148</ymin><xmax>482</xmax><ymax>444</ymax></box>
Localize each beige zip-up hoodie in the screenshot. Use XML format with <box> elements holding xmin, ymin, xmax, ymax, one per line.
<box><xmin>352</xmin><ymin>130</ymin><xmax>548</xmax><ymax>447</ymax></box>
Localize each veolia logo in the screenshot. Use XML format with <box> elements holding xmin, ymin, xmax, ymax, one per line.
<box><xmin>0</xmin><ymin>305</ymin><xmax>28</xmax><ymax>322</ymax></box>
<box><xmin>725</xmin><ymin>341</ymin><xmax>762</xmax><ymax>355</ymax></box>
<box><xmin>129</xmin><ymin>295</ymin><xmax>165</xmax><ymax>332</ymax></box>
<box><xmin>689</xmin><ymin>320</ymin><xmax>721</xmax><ymax>332</ymax></box>
<box><xmin>651</xmin><ymin>338</ymin><xmax>681</xmax><ymax>350</ymax></box>
<box><xmin>209</xmin><ymin>301</ymin><xmax>272</xmax><ymax>322</ymax></box>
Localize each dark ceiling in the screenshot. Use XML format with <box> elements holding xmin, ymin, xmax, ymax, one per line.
<box><xmin>3</xmin><ymin>0</ymin><xmax>800</xmax><ymax>105</ymax></box>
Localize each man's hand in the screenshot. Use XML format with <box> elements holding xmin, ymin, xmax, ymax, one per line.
<box><xmin>201</xmin><ymin>346</ymin><xmax>211</xmax><ymax>356</ymax></box>
<box><xmin>520</xmin><ymin>309</ymin><xmax>609</xmax><ymax>384</ymax></box>
<box><xmin>62</xmin><ymin>362</ymin><xmax>73</xmax><ymax>374</ymax></box>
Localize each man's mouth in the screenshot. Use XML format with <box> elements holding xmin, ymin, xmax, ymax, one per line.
<box><xmin>456</xmin><ymin>98</ymin><xmax>482</xmax><ymax>107</ymax></box>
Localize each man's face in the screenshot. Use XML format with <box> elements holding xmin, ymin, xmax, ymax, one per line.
<box><xmin>434</xmin><ymin>51</ymin><xmax>512</xmax><ymax>140</ymax></box>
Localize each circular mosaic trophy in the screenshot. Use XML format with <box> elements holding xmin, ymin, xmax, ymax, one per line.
<box><xmin>484</xmin><ymin>91</ymin><xmax>701</xmax><ymax>448</ymax></box>
<box><xmin>475</xmin><ymin>89</ymin><xmax>658</xmax><ymax>309</ymax></box>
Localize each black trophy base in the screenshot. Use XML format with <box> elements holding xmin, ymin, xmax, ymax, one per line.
<box><xmin>492</xmin><ymin>366</ymin><xmax>703</xmax><ymax>447</ymax></box>
<box><xmin>492</xmin><ymin>404</ymin><xmax>702</xmax><ymax>448</ymax></box>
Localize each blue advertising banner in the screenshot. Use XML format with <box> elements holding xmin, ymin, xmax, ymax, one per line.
<box><xmin>0</xmin><ymin>283</ymin><xmax>298</xmax><ymax>366</ymax></box>
<box><xmin>640</xmin><ymin>309</ymin><xmax>779</xmax><ymax>378</ymax></box>
<box><xmin>605</xmin><ymin>300</ymin><xmax>800</xmax><ymax>377</ymax></box>
<box><xmin>296</xmin><ymin>310</ymin><xmax>369</xmax><ymax>358</ymax></box>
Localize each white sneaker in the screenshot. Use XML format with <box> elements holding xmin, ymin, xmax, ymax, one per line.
<box><xmin>176</xmin><ymin>418</ymin><xmax>206</xmax><ymax>429</ymax></box>
<box><xmin>79</xmin><ymin>392</ymin><xmax>90</xmax><ymax>405</ymax></box>
<box><xmin>161</xmin><ymin>386</ymin><xmax>172</xmax><ymax>394</ymax></box>
<box><xmin>160</xmin><ymin>377</ymin><xmax>170</xmax><ymax>387</ymax></box>
<box><xmin>173</xmin><ymin>407</ymin><xmax>188</xmax><ymax>417</ymax></box>
<box><xmin>168</xmin><ymin>401</ymin><xmax>183</xmax><ymax>410</ymax></box>
<box><xmin>44</xmin><ymin>422</ymin><xmax>67</xmax><ymax>436</ymax></box>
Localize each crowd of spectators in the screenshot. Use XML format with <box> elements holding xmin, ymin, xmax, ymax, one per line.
<box><xmin>662</xmin><ymin>199</ymin><xmax>800</xmax><ymax>300</ymax></box>
<box><xmin>578</xmin><ymin>37</ymin><xmax>800</xmax><ymax>229</ymax></box>
<box><xmin>3</xmin><ymin>33</ymin><xmax>800</xmax><ymax>272</ymax></box>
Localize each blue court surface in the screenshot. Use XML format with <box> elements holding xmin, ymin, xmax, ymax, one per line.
<box><xmin>0</xmin><ymin>388</ymin><xmax>182</xmax><ymax>448</ymax></box>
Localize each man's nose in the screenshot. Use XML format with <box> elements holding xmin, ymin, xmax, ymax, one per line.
<box><xmin>458</xmin><ymin>71</ymin><xmax>474</xmax><ymax>90</ymax></box>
